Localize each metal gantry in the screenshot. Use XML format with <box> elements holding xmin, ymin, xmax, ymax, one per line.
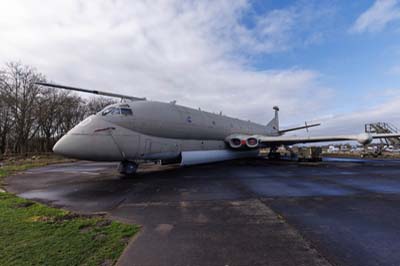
<box><xmin>365</xmin><ymin>122</ymin><xmax>400</xmax><ymax>147</ymax></box>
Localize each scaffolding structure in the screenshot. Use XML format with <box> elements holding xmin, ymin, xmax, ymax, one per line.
<box><xmin>365</xmin><ymin>122</ymin><xmax>400</xmax><ymax>147</ymax></box>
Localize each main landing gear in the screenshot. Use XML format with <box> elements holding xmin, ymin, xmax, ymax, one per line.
<box><xmin>118</xmin><ymin>160</ymin><xmax>138</xmax><ymax>177</ymax></box>
<box><xmin>267</xmin><ymin>146</ymin><xmax>281</xmax><ymax>160</ymax></box>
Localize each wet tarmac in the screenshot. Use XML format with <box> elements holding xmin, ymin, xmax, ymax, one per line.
<box><xmin>5</xmin><ymin>158</ymin><xmax>400</xmax><ymax>266</ymax></box>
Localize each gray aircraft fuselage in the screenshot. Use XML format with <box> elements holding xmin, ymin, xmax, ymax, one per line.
<box><xmin>40</xmin><ymin>81</ymin><xmax>400</xmax><ymax>174</ymax></box>
<box><xmin>54</xmin><ymin>100</ymin><xmax>274</xmax><ymax>163</ymax></box>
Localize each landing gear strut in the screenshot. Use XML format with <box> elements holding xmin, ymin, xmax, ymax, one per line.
<box><xmin>268</xmin><ymin>147</ymin><xmax>281</xmax><ymax>160</ymax></box>
<box><xmin>118</xmin><ymin>160</ymin><xmax>138</xmax><ymax>177</ymax></box>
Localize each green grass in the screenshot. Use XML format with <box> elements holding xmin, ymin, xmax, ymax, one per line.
<box><xmin>0</xmin><ymin>162</ymin><xmax>47</xmax><ymax>179</ymax></box>
<box><xmin>0</xmin><ymin>161</ymin><xmax>140</xmax><ymax>266</ymax></box>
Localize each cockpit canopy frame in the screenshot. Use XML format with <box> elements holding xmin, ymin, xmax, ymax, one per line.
<box><xmin>101</xmin><ymin>104</ymin><xmax>133</xmax><ymax>116</ymax></box>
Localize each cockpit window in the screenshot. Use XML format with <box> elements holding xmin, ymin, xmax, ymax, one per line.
<box><xmin>102</xmin><ymin>107</ymin><xmax>133</xmax><ymax>116</ymax></box>
<box><xmin>110</xmin><ymin>108</ymin><xmax>121</xmax><ymax>115</ymax></box>
<box><xmin>101</xmin><ymin>107</ymin><xmax>114</xmax><ymax>116</ymax></box>
<box><xmin>121</xmin><ymin>108</ymin><xmax>133</xmax><ymax>116</ymax></box>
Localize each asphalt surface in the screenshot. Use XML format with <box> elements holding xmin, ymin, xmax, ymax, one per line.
<box><xmin>5</xmin><ymin>158</ymin><xmax>400</xmax><ymax>266</ymax></box>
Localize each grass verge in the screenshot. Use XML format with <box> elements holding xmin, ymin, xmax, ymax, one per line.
<box><xmin>0</xmin><ymin>159</ymin><xmax>140</xmax><ymax>266</ymax></box>
<box><xmin>0</xmin><ymin>155</ymin><xmax>73</xmax><ymax>186</ymax></box>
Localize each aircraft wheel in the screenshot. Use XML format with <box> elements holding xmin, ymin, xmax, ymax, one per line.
<box><xmin>118</xmin><ymin>161</ymin><xmax>138</xmax><ymax>177</ymax></box>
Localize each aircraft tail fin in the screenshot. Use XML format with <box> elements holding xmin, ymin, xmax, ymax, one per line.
<box><xmin>265</xmin><ymin>106</ymin><xmax>321</xmax><ymax>136</ymax></box>
<box><xmin>266</xmin><ymin>106</ymin><xmax>280</xmax><ymax>135</ymax></box>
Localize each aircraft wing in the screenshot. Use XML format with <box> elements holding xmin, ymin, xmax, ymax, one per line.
<box><xmin>35</xmin><ymin>82</ymin><xmax>146</xmax><ymax>101</ymax></box>
<box><xmin>258</xmin><ymin>133</ymin><xmax>400</xmax><ymax>146</ymax></box>
<box><xmin>258</xmin><ymin>134</ymin><xmax>364</xmax><ymax>146</ymax></box>
<box><xmin>278</xmin><ymin>123</ymin><xmax>321</xmax><ymax>134</ymax></box>
<box><xmin>226</xmin><ymin>132</ymin><xmax>400</xmax><ymax>149</ymax></box>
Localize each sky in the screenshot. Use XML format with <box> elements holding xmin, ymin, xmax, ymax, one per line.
<box><xmin>1</xmin><ymin>0</ymin><xmax>400</xmax><ymax>135</ymax></box>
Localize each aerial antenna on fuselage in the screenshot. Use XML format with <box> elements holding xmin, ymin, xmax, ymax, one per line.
<box><xmin>35</xmin><ymin>82</ymin><xmax>146</xmax><ymax>101</ymax></box>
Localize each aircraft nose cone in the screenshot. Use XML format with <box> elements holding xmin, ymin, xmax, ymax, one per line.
<box><xmin>52</xmin><ymin>134</ymin><xmax>71</xmax><ymax>157</ymax></box>
<box><xmin>52</xmin><ymin>115</ymin><xmax>125</xmax><ymax>161</ymax></box>
<box><xmin>52</xmin><ymin>132</ymin><xmax>123</xmax><ymax>161</ymax></box>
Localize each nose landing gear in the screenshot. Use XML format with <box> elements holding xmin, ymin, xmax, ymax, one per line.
<box><xmin>118</xmin><ymin>160</ymin><xmax>138</xmax><ymax>177</ymax></box>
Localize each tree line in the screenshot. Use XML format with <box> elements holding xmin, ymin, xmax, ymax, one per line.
<box><xmin>0</xmin><ymin>62</ymin><xmax>115</xmax><ymax>155</ymax></box>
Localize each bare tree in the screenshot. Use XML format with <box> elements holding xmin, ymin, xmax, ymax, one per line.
<box><xmin>0</xmin><ymin>62</ymin><xmax>119</xmax><ymax>155</ymax></box>
<box><xmin>37</xmin><ymin>88</ymin><xmax>67</xmax><ymax>151</ymax></box>
<box><xmin>0</xmin><ymin>69</ymin><xmax>13</xmax><ymax>154</ymax></box>
<box><xmin>58</xmin><ymin>94</ymin><xmax>87</xmax><ymax>136</ymax></box>
<box><xmin>86</xmin><ymin>96</ymin><xmax>117</xmax><ymax>115</ymax></box>
<box><xmin>1</xmin><ymin>63</ymin><xmax>46</xmax><ymax>153</ymax></box>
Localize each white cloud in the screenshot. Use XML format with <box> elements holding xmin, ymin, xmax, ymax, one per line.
<box><xmin>236</xmin><ymin>1</ymin><xmax>336</xmax><ymax>53</ymax></box>
<box><xmin>351</xmin><ymin>0</ymin><xmax>400</xmax><ymax>33</ymax></box>
<box><xmin>388</xmin><ymin>65</ymin><xmax>400</xmax><ymax>74</ymax></box>
<box><xmin>0</xmin><ymin>0</ymin><xmax>334</xmax><ymax>125</ymax></box>
<box><xmin>308</xmin><ymin>95</ymin><xmax>400</xmax><ymax>136</ymax></box>
<box><xmin>2</xmin><ymin>0</ymin><xmax>398</xmax><ymax>139</ymax></box>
